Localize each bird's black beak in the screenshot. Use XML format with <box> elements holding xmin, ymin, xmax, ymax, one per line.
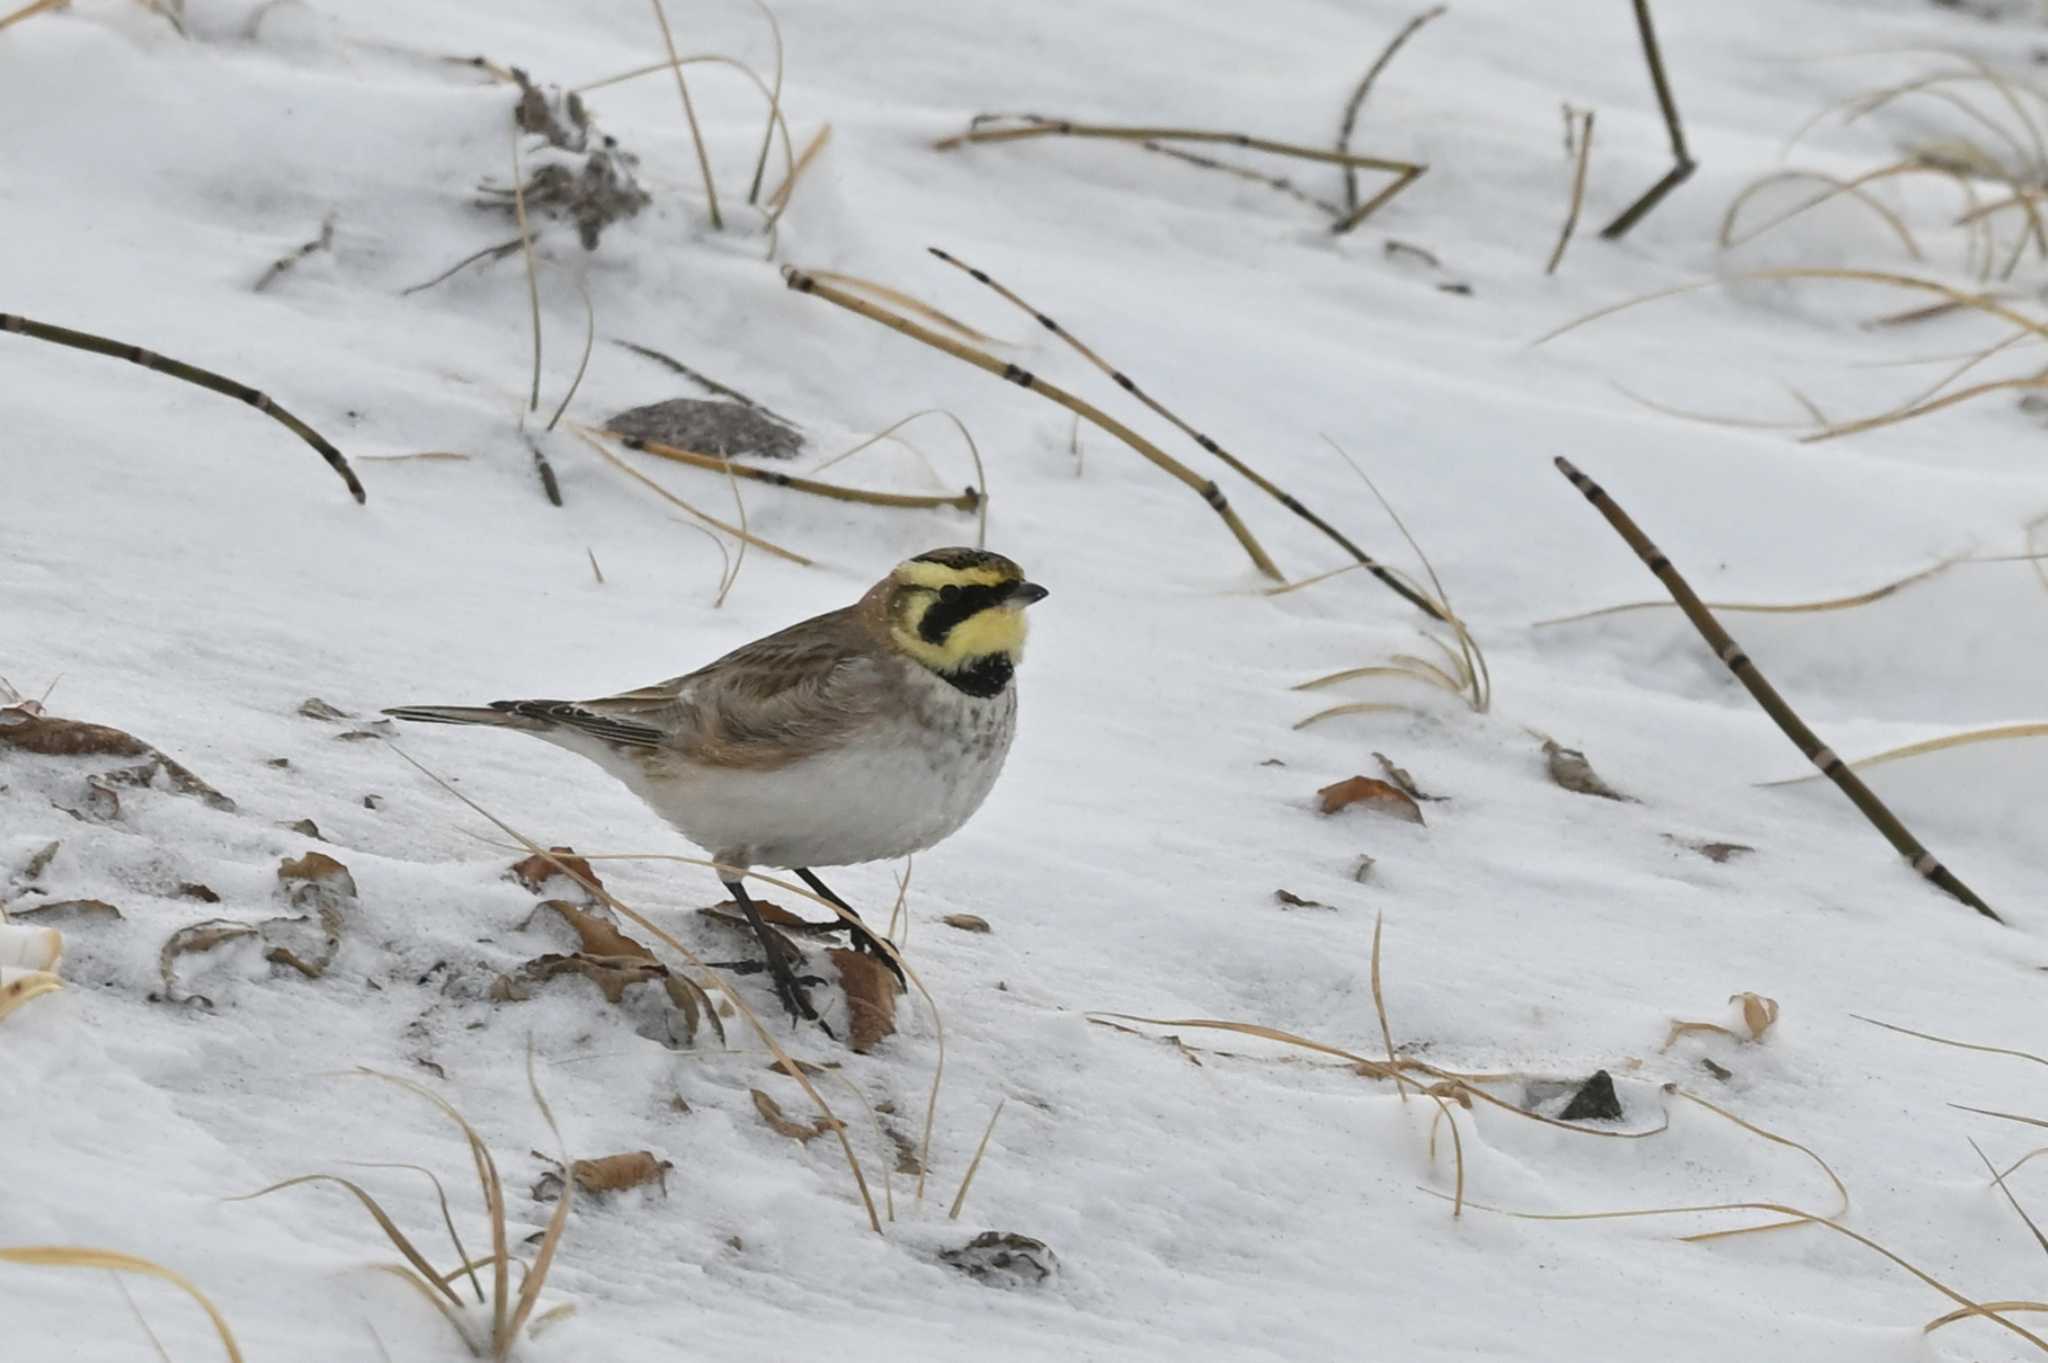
<box><xmin>1007</xmin><ymin>580</ymin><xmax>1049</xmax><ymax>606</ymax></box>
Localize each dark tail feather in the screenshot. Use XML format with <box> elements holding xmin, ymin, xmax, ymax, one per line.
<box><xmin>383</xmin><ymin>704</ymin><xmax>542</xmax><ymax>730</ymax></box>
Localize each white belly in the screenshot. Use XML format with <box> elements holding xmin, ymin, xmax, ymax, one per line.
<box><xmin>623</xmin><ymin>683</ymin><xmax>1017</xmax><ymax>869</ymax></box>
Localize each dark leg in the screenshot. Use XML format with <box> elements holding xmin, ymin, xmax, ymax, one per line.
<box><xmin>725</xmin><ymin>879</ymin><xmax>830</xmax><ymax>1032</ymax></box>
<box><xmin>796</xmin><ymin>869</ymin><xmax>907</xmax><ymax>992</ymax></box>
<box><xmin>1599</xmin><ymin>0</ymin><xmax>1696</xmax><ymax>241</ymax></box>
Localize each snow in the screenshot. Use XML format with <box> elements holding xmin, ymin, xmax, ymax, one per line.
<box><xmin>4</xmin><ymin>0</ymin><xmax>2047</xmax><ymax>1359</ymax></box>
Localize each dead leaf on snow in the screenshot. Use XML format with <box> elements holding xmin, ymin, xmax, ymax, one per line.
<box><xmin>941</xmin><ymin>913</ymin><xmax>992</xmax><ymax>934</ymax></box>
<box><xmin>750</xmin><ymin>1087</ymin><xmax>843</xmax><ymax>1143</ymax></box>
<box><xmin>278</xmin><ymin>818</ymin><xmax>323</xmax><ymax>840</ymax></box>
<box><xmin>1273</xmin><ymin>889</ymin><xmax>1333</xmax><ymax>911</ymax></box>
<box><xmin>532</xmin><ymin>1149</ymin><xmax>673</xmax><ymax>1201</ymax></box>
<box><xmin>158</xmin><ymin>919</ymin><xmax>259</xmax><ymax>1004</ymax></box>
<box><xmin>297</xmin><ymin>698</ymin><xmax>350</xmax><ymax>722</ymax></box>
<box><xmin>701</xmin><ymin>898</ymin><xmax>816</xmax><ymax>931</ymax></box>
<box><xmin>176</xmin><ymin>882</ymin><xmax>221</xmax><ymax>903</ymax></box>
<box><xmin>1316</xmin><ymin>776</ymin><xmax>1425</xmax><ymax>824</ymax></box>
<box><xmin>829</xmin><ymin>948</ymin><xmax>897</xmax><ymax>1054</ymax></box>
<box><xmin>278</xmin><ymin>851</ymin><xmax>357</xmax><ymax>907</ymax></box>
<box><xmin>0</xmin><ymin>706</ymin><xmax>235</xmax><ymax>811</ymax></box>
<box><xmin>1661</xmin><ymin>991</ymin><xmax>1779</xmax><ymax>1052</ymax></box>
<box><xmin>1542</xmin><ymin>738</ymin><xmax>1632</xmax><ymax>802</ymax></box>
<box><xmin>525</xmin><ymin>899</ymin><xmax>651</xmax><ymax>962</ymax></box>
<box><xmin>509</xmin><ymin>847</ymin><xmax>603</xmax><ymax>899</ymax></box>
<box><xmin>11</xmin><ymin>898</ymin><xmax>122</xmax><ymax>925</ymax></box>
<box><xmin>491</xmin><ymin>949</ymin><xmax>716</xmax><ymax>1047</ymax></box>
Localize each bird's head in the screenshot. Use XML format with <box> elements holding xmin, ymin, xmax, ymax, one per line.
<box><xmin>877</xmin><ymin>547</ymin><xmax>1048</xmax><ymax>689</ymax></box>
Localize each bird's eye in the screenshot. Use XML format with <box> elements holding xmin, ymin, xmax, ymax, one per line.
<box><xmin>939</xmin><ymin>584</ymin><xmax>961</xmax><ymax>603</ymax></box>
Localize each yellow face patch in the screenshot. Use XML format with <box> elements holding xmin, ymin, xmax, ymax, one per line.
<box><xmin>885</xmin><ymin>553</ymin><xmax>1034</xmax><ymax>673</ymax></box>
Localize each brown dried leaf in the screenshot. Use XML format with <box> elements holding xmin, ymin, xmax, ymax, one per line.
<box><xmin>493</xmin><ymin>952</ymin><xmax>658</xmax><ymax>1005</ymax></box>
<box><xmin>1316</xmin><ymin>776</ymin><xmax>1425</xmax><ymax>824</ymax></box>
<box><xmin>1733</xmin><ymin>992</ymin><xmax>1779</xmax><ymax>1041</ymax></box>
<box><xmin>278</xmin><ymin>818</ymin><xmax>322</xmax><ymax>839</ymax></box>
<box><xmin>703</xmin><ymin>898</ymin><xmax>813</xmax><ymax>930</ymax></box>
<box><xmin>159</xmin><ymin>919</ymin><xmax>259</xmax><ymax>1001</ymax></box>
<box><xmin>941</xmin><ymin>913</ymin><xmax>992</xmax><ymax>933</ymax></box>
<box><xmin>11</xmin><ymin>898</ymin><xmax>122</xmax><ymax>924</ymax></box>
<box><xmin>1542</xmin><ymin>739</ymin><xmax>1631</xmax><ymax>802</ymax></box>
<box><xmin>571</xmin><ymin>1151</ymin><xmax>672</xmax><ymax>1195</ymax></box>
<box><xmin>829</xmin><ymin>948</ymin><xmax>898</xmax><ymax>1054</ymax></box>
<box><xmin>526</xmin><ymin>899</ymin><xmax>653</xmax><ymax>962</ymax></box>
<box><xmin>297</xmin><ymin>697</ymin><xmax>350</xmax><ymax>721</ymax></box>
<box><xmin>22</xmin><ymin>840</ymin><xmax>60</xmax><ymax>881</ymax></box>
<box><xmin>176</xmin><ymin>882</ymin><xmax>221</xmax><ymax>903</ymax></box>
<box><xmin>510</xmin><ymin>847</ymin><xmax>603</xmax><ymax>898</ymax></box>
<box><xmin>1660</xmin><ymin>1020</ymin><xmax>1740</xmax><ymax>1052</ymax></box>
<box><xmin>0</xmin><ymin>708</ymin><xmax>235</xmax><ymax>811</ymax></box>
<box><xmin>765</xmin><ymin>1056</ymin><xmax>829</xmax><ymax>1077</ymax></box>
<box><xmin>751</xmin><ymin>1087</ymin><xmax>843</xmax><ymax>1143</ymax></box>
<box><xmin>278</xmin><ymin>851</ymin><xmax>357</xmax><ymax>901</ymax></box>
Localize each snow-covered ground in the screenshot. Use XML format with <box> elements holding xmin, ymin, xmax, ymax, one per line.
<box><xmin>5</xmin><ymin>0</ymin><xmax>2048</xmax><ymax>1358</ymax></box>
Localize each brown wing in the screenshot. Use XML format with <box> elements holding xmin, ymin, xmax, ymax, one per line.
<box><xmin>573</xmin><ymin>605</ymin><xmax>890</xmax><ymax>769</ymax></box>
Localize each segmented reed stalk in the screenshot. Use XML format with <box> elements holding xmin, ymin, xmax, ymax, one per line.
<box><xmin>1600</xmin><ymin>0</ymin><xmax>1695</xmax><ymax>240</ymax></box>
<box><xmin>1</xmin><ymin>312</ymin><xmax>365</xmax><ymax>502</ymax></box>
<box><xmin>1555</xmin><ymin>457</ymin><xmax>2000</xmax><ymax>923</ymax></box>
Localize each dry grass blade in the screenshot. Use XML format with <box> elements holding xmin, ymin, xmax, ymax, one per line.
<box><xmin>1535</xmin><ymin>553</ymin><xmax>1972</xmax><ymax>626</ymax></box>
<box><xmin>0</xmin><ymin>0</ymin><xmax>67</xmax><ymax>32</ymax></box>
<box><xmin>742</xmin><ymin>0</ymin><xmax>784</xmax><ymax>205</ymax></box>
<box><xmin>783</xmin><ymin>266</ymin><xmax>1283</xmax><ymax>579</ymax></box>
<box><xmin>565</xmin><ymin>422</ymin><xmax>811</xmax><ymax>564</ymax></box>
<box><xmin>379</xmin><ymin>745</ymin><xmax>883</xmax><ymax>1232</ymax></box>
<box><xmin>0</xmin><ymin>1247</ymin><xmax>243</xmax><ymax>1362</ymax></box>
<box><xmin>1760</xmin><ymin>723</ymin><xmax>2048</xmax><ymax>788</ymax></box>
<box><xmin>1546</xmin><ymin>107</ymin><xmax>1595</xmax><ymax>275</ymax></box>
<box><xmin>935</xmin><ymin>114</ymin><xmax>1419</xmax><ymax>172</ymax></box>
<box><xmin>766</xmin><ymin>122</ymin><xmax>829</xmax><ymax>227</ymax></box>
<box><xmin>0</xmin><ymin>313</ymin><xmax>365</xmax><ymax>502</ymax></box>
<box><xmin>807</xmin><ymin>408</ymin><xmax>990</xmax><ymax>548</ymax></box>
<box><xmin>510</xmin><ymin>134</ymin><xmax>542</xmax><ymax>415</ymax></box>
<box><xmin>1670</xmin><ymin>1088</ymin><xmax>1848</xmax><ymax>1241</ymax></box>
<box><xmin>369</xmin><ymin>1263</ymin><xmax>482</xmax><ymax>1353</ymax></box>
<box><xmin>947</xmin><ymin>1098</ymin><xmax>1006</xmax><ymax>1219</ymax></box>
<box><xmin>228</xmin><ymin>1173</ymin><xmax>458</xmax><ymax>1306</ymax></box>
<box><xmin>1554</xmin><ymin>457</ymin><xmax>2000</xmax><ymax>922</ymax></box>
<box><xmin>613</xmin><ymin>429</ymin><xmax>981</xmax><ymax>511</ymax></box>
<box><xmin>1138</xmin><ymin>139</ymin><xmax>1342</xmax><ymax>216</ymax></box>
<box><xmin>649</xmin><ymin>0</ymin><xmax>722</xmax><ymax>229</ymax></box>
<box><xmin>1719</xmin><ymin>162</ymin><xmax>1929</xmax><ymax>259</ymax></box>
<box><xmin>1432</xmin><ymin>1196</ymin><xmax>2048</xmax><ymax>1351</ymax></box>
<box><xmin>1956</xmin><ymin>1104</ymin><xmax>2048</xmax><ymax>1134</ymax></box>
<box><xmin>802</xmin><ymin>269</ymin><xmax>1004</xmax><ymax>345</ymax></box>
<box><xmin>1293</xmin><ymin>701</ymin><xmax>1422</xmax><ymax>729</ymax></box>
<box><xmin>1370</xmin><ymin>913</ymin><xmax>1407</xmax><ymax>1101</ymax></box>
<box><xmin>506</xmin><ymin>1046</ymin><xmax>573</xmax><ymax>1351</ymax></box>
<box><xmin>1926</xmin><ymin>1301</ymin><xmax>2048</xmax><ymax>1334</ymax></box>
<box><xmin>1336</xmin><ymin>5</ymin><xmax>1447</xmax><ymax>214</ymax></box>
<box><xmin>713</xmin><ymin>455</ymin><xmax>747</xmax><ymax>608</ymax></box>
<box><xmin>545</xmin><ymin>275</ymin><xmax>595</xmax><ymax>432</ymax></box>
<box><xmin>1972</xmin><ymin>1138</ymin><xmax>2048</xmax><ymax>1262</ymax></box>
<box><xmin>926</xmin><ymin>246</ymin><xmax>1438</xmax><ymax>617</ymax></box>
<box><xmin>343</xmin><ymin>1161</ymin><xmax>485</xmax><ymax>1303</ymax></box>
<box><xmin>1856</xmin><ymin>1015</ymin><xmax>2048</xmax><ymax>1068</ymax></box>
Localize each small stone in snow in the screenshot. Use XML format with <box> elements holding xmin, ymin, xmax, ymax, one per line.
<box><xmin>1559</xmin><ymin>1069</ymin><xmax>1624</xmax><ymax>1122</ymax></box>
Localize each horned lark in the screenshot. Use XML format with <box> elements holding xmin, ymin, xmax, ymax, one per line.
<box><xmin>386</xmin><ymin>547</ymin><xmax>1047</xmax><ymax>1028</ymax></box>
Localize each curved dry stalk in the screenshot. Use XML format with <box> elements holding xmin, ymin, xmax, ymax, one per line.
<box><xmin>0</xmin><ymin>1248</ymin><xmax>243</xmax><ymax>1362</ymax></box>
<box><xmin>505</xmin><ymin>1047</ymin><xmax>573</xmax><ymax>1354</ymax></box>
<box><xmin>783</xmin><ymin>265</ymin><xmax>1284</xmax><ymax>580</ymax></box>
<box><xmin>1138</xmin><ymin>139</ymin><xmax>1342</xmax><ymax>216</ymax></box>
<box><xmin>1547</xmin><ymin>107</ymin><xmax>1596</xmax><ymax>275</ymax></box>
<box><xmin>1295</xmin><ymin>660</ymin><xmax>1463</xmax><ymax>695</ymax></box>
<box><xmin>1804</xmin><ymin>366</ymin><xmax>2048</xmax><ymax>442</ymax></box>
<box><xmin>1610</xmin><ymin>381</ymin><xmax>1813</xmax><ymax>431</ymax></box>
<box><xmin>1535</xmin><ymin>267</ymin><xmax>2048</xmax><ymax>351</ymax></box>
<box><xmin>742</xmin><ymin>0</ymin><xmax>784</xmax><ymax>205</ymax></box>
<box><xmin>228</xmin><ymin>1174</ymin><xmax>459</xmax><ymax>1307</ymax></box>
<box><xmin>1434</xmin><ymin>1195</ymin><xmax>2048</xmax><ymax>1352</ymax></box>
<box><xmin>926</xmin><ymin>246</ymin><xmax>1441</xmax><ymax>618</ymax></box>
<box><xmin>1718</xmin><ymin>163</ymin><xmax>1927</xmax><ymax>259</ymax></box>
<box><xmin>380</xmin><ymin>746</ymin><xmax>883</xmax><ymax>1233</ymax></box>
<box><xmin>564</xmin><ymin>422</ymin><xmax>812</xmax><ymax>565</ymax></box>
<box><xmin>807</xmin><ymin>408</ymin><xmax>989</xmax><ymax>548</ymax></box>
<box><xmin>342</xmin><ymin>1161</ymin><xmax>486</xmax><ymax>1303</ymax></box>
<box><xmin>1369</xmin><ymin>913</ymin><xmax>1407</xmax><ymax>1100</ymax></box>
<box><xmin>648</xmin><ymin>0</ymin><xmax>722</xmax><ymax>230</ymax></box>
<box><xmin>1670</xmin><ymin>1088</ymin><xmax>1848</xmax><ymax>1241</ymax></box>
<box><xmin>1760</xmin><ymin>722</ymin><xmax>2048</xmax><ymax>787</ymax></box>
<box><xmin>0</xmin><ymin>313</ymin><xmax>364</xmax><ymax>502</ymax></box>
<box><xmin>1555</xmin><ymin>457</ymin><xmax>2001</xmax><ymax>922</ymax></box>
<box><xmin>802</xmin><ymin>269</ymin><xmax>1004</xmax><ymax>345</ymax></box>
<box><xmin>1926</xmin><ymin>1301</ymin><xmax>2048</xmax><ymax>1334</ymax></box>
<box><xmin>1890</xmin><ymin>325</ymin><xmax>2037</xmax><ymax>415</ymax></box>
<box><xmin>612</xmin><ymin>429</ymin><xmax>982</xmax><ymax>512</ymax></box>
<box><xmin>713</xmin><ymin>455</ymin><xmax>747</xmax><ymax>608</ymax></box>
<box><xmin>544</xmin><ymin>273</ymin><xmax>595</xmax><ymax>432</ymax></box>
<box><xmin>1293</xmin><ymin>700</ymin><xmax>1425</xmax><ymax>729</ymax></box>
<box><xmin>766</xmin><ymin>123</ymin><xmax>829</xmax><ymax>228</ymax></box>
<box><xmin>1336</xmin><ymin>5</ymin><xmax>1447</xmax><ymax>215</ymax></box>
<box><xmin>934</xmin><ymin>113</ymin><xmax>1418</xmax><ymax>171</ymax></box>
<box><xmin>1534</xmin><ymin>552</ymin><xmax>1970</xmax><ymax>627</ymax></box>
<box><xmin>510</xmin><ymin>134</ymin><xmax>542</xmax><ymax>414</ymax></box>
<box><xmin>947</xmin><ymin>1098</ymin><xmax>1006</xmax><ymax>1219</ymax></box>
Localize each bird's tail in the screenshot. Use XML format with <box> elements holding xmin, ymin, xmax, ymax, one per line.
<box><xmin>383</xmin><ymin>703</ymin><xmax>543</xmax><ymax>730</ymax></box>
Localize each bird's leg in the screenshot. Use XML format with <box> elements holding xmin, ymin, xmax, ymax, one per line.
<box><xmin>725</xmin><ymin>879</ymin><xmax>828</xmax><ymax>1031</ymax></box>
<box><xmin>796</xmin><ymin>868</ymin><xmax>907</xmax><ymax>992</ymax></box>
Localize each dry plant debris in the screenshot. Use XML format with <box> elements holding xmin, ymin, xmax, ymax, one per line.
<box><xmin>1316</xmin><ymin>775</ymin><xmax>1426</xmax><ymax>824</ymax></box>
<box><xmin>1664</xmin><ymin>834</ymin><xmax>1754</xmax><ymax>863</ymax></box>
<box><xmin>490</xmin><ymin>69</ymin><xmax>651</xmax><ymax>250</ymax></box>
<box><xmin>9</xmin><ymin>898</ymin><xmax>122</xmax><ymax>924</ymax></box>
<box><xmin>157</xmin><ymin>853</ymin><xmax>357</xmax><ymax>1003</ymax></box>
<box><xmin>297</xmin><ymin>697</ymin><xmax>349</xmax><ymax>721</ymax></box>
<box><xmin>939</xmin><ymin>1230</ymin><xmax>1057</xmax><ymax>1286</ymax></box>
<box><xmin>1541</xmin><ymin>737</ymin><xmax>1632</xmax><ymax>802</ymax></box>
<box><xmin>1274</xmin><ymin>889</ymin><xmax>1334</xmax><ymax>911</ymax></box>
<box><xmin>829</xmin><ymin>947</ymin><xmax>898</xmax><ymax>1053</ymax></box>
<box><xmin>605</xmin><ymin>396</ymin><xmax>803</xmax><ymax>461</ymax></box>
<box><xmin>509</xmin><ymin>847</ymin><xmax>604</xmax><ymax>900</ymax></box>
<box><xmin>0</xmin><ymin>704</ymin><xmax>235</xmax><ymax>811</ymax></box>
<box><xmin>0</xmin><ymin>968</ymin><xmax>62</xmax><ymax>1022</ymax></box>
<box><xmin>1374</xmin><ymin>752</ymin><xmax>1441</xmax><ymax>801</ymax></box>
<box><xmin>941</xmin><ymin>913</ymin><xmax>992</xmax><ymax>933</ymax></box>
<box><xmin>1662</xmin><ymin>992</ymin><xmax>1780</xmax><ymax>1052</ymax></box>
<box><xmin>532</xmin><ymin>1150</ymin><xmax>673</xmax><ymax>1201</ymax></box>
<box><xmin>751</xmin><ymin>1087</ymin><xmax>845</xmax><ymax>1143</ymax></box>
